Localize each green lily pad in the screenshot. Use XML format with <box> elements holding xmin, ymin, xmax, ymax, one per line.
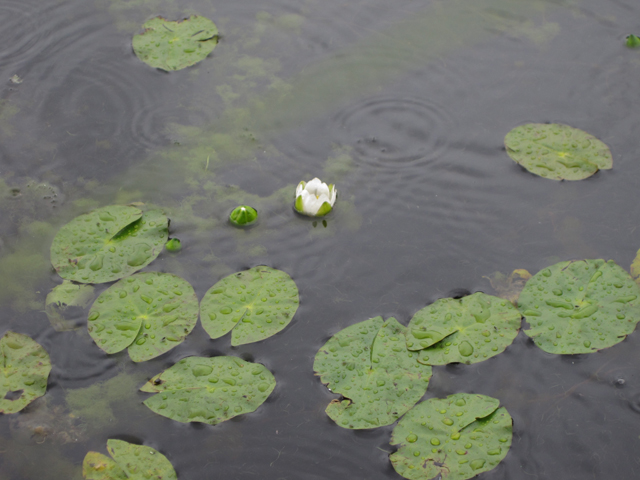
<box><xmin>406</xmin><ymin>292</ymin><xmax>521</xmax><ymax>366</ymax></box>
<box><xmin>83</xmin><ymin>439</ymin><xmax>177</xmax><ymax>480</ymax></box>
<box><xmin>45</xmin><ymin>281</ymin><xmax>95</xmax><ymax>331</ymax></box>
<box><xmin>504</xmin><ymin>123</ymin><xmax>612</xmax><ymax>180</ymax></box>
<box><xmin>51</xmin><ymin>205</ymin><xmax>168</xmax><ymax>284</ymax></box>
<box><xmin>0</xmin><ymin>331</ymin><xmax>51</xmax><ymax>414</ymax></box>
<box><xmin>313</xmin><ymin>317</ymin><xmax>432</xmax><ymax>429</ymax></box>
<box><xmin>87</xmin><ymin>272</ymin><xmax>198</xmax><ymax>362</ymax></box>
<box><xmin>390</xmin><ymin>393</ymin><xmax>512</xmax><ymax>480</ymax></box>
<box><xmin>519</xmin><ymin>259</ymin><xmax>640</xmax><ymax>354</ymax></box>
<box><xmin>132</xmin><ymin>16</ymin><xmax>218</xmax><ymax>71</ymax></box>
<box><xmin>141</xmin><ymin>356</ymin><xmax>275</xmax><ymax>424</ymax></box>
<box><xmin>200</xmin><ymin>266</ymin><xmax>299</xmax><ymax>346</ymax></box>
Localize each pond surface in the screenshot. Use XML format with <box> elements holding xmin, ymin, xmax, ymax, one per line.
<box><xmin>1</xmin><ymin>0</ymin><xmax>640</xmax><ymax>478</ymax></box>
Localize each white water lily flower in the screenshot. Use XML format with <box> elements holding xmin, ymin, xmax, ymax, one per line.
<box><xmin>294</xmin><ymin>178</ymin><xmax>337</xmax><ymax>217</ymax></box>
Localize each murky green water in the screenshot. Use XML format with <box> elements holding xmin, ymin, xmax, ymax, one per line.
<box><xmin>1</xmin><ymin>0</ymin><xmax>640</xmax><ymax>478</ymax></box>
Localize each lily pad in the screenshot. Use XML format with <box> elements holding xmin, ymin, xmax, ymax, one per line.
<box><xmin>132</xmin><ymin>16</ymin><xmax>218</xmax><ymax>71</ymax></box>
<box><xmin>405</xmin><ymin>293</ymin><xmax>521</xmax><ymax>366</ymax></box>
<box><xmin>484</xmin><ymin>269</ymin><xmax>532</xmax><ymax>306</ymax></box>
<box><xmin>45</xmin><ymin>281</ymin><xmax>95</xmax><ymax>331</ymax></box>
<box><xmin>87</xmin><ymin>272</ymin><xmax>198</xmax><ymax>362</ymax></box>
<box><xmin>51</xmin><ymin>205</ymin><xmax>168</xmax><ymax>284</ymax></box>
<box><xmin>504</xmin><ymin>123</ymin><xmax>612</xmax><ymax>180</ymax></box>
<box><xmin>0</xmin><ymin>331</ymin><xmax>51</xmax><ymax>414</ymax></box>
<box><xmin>313</xmin><ymin>317</ymin><xmax>432</xmax><ymax>429</ymax></box>
<box><xmin>141</xmin><ymin>356</ymin><xmax>275</xmax><ymax>424</ymax></box>
<box><xmin>390</xmin><ymin>393</ymin><xmax>512</xmax><ymax>480</ymax></box>
<box><xmin>200</xmin><ymin>266</ymin><xmax>299</xmax><ymax>346</ymax></box>
<box><xmin>83</xmin><ymin>439</ymin><xmax>177</xmax><ymax>480</ymax></box>
<box><xmin>519</xmin><ymin>259</ymin><xmax>640</xmax><ymax>354</ymax></box>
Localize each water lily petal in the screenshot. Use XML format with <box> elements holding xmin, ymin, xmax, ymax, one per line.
<box><xmin>301</xmin><ymin>190</ymin><xmax>325</xmax><ymax>215</ymax></box>
<box><xmin>296</xmin><ymin>181</ymin><xmax>306</xmax><ymax>196</ymax></box>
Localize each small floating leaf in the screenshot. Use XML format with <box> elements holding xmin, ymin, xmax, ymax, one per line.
<box><xmin>519</xmin><ymin>259</ymin><xmax>640</xmax><ymax>354</ymax></box>
<box><xmin>141</xmin><ymin>356</ymin><xmax>275</xmax><ymax>424</ymax></box>
<box><xmin>87</xmin><ymin>272</ymin><xmax>198</xmax><ymax>362</ymax></box>
<box><xmin>50</xmin><ymin>205</ymin><xmax>168</xmax><ymax>284</ymax></box>
<box><xmin>406</xmin><ymin>292</ymin><xmax>521</xmax><ymax>365</ymax></box>
<box><xmin>200</xmin><ymin>266</ymin><xmax>299</xmax><ymax>346</ymax></box>
<box><xmin>83</xmin><ymin>439</ymin><xmax>176</xmax><ymax>479</ymax></box>
<box><xmin>390</xmin><ymin>393</ymin><xmax>512</xmax><ymax>480</ymax></box>
<box><xmin>504</xmin><ymin>123</ymin><xmax>612</xmax><ymax>180</ymax></box>
<box><xmin>0</xmin><ymin>331</ymin><xmax>51</xmax><ymax>414</ymax></box>
<box><xmin>313</xmin><ymin>317</ymin><xmax>432</xmax><ymax>429</ymax></box>
<box><xmin>132</xmin><ymin>16</ymin><xmax>218</xmax><ymax>71</ymax></box>
<box><xmin>45</xmin><ymin>280</ymin><xmax>95</xmax><ymax>331</ymax></box>
<box><xmin>165</xmin><ymin>238</ymin><xmax>181</xmax><ymax>252</ymax></box>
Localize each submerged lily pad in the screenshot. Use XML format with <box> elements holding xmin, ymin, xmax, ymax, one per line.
<box><xmin>0</xmin><ymin>331</ymin><xmax>51</xmax><ymax>414</ymax></box>
<box><xmin>45</xmin><ymin>281</ymin><xmax>95</xmax><ymax>331</ymax></box>
<box><xmin>484</xmin><ymin>269</ymin><xmax>532</xmax><ymax>305</ymax></box>
<box><xmin>141</xmin><ymin>356</ymin><xmax>275</xmax><ymax>424</ymax></box>
<box><xmin>132</xmin><ymin>16</ymin><xmax>218</xmax><ymax>71</ymax></box>
<box><xmin>313</xmin><ymin>317</ymin><xmax>432</xmax><ymax>429</ymax></box>
<box><xmin>83</xmin><ymin>439</ymin><xmax>176</xmax><ymax>480</ymax></box>
<box><xmin>504</xmin><ymin>123</ymin><xmax>612</xmax><ymax>180</ymax></box>
<box><xmin>519</xmin><ymin>259</ymin><xmax>640</xmax><ymax>354</ymax></box>
<box><xmin>87</xmin><ymin>272</ymin><xmax>198</xmax><ymax>362</ymax></box>
<box><xmin>200</xmin><ymin>266</ymin><xmax>299</xmax><ymax>346</ymax></box>
<box><xmin>406</xmin><ymin>292</ymin><xmax>521</xmax><ymax>366</ymax></box>
<box><xmin>390</xmin><ymin>393</ymin><xmax>512</xmax><ymax>480</ymax></box>
<box><xmin>51</xmin><ymin>205</ymin><xmax>168</xmax><ymax>284</ymax></box>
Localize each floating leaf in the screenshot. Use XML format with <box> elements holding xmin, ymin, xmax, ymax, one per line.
<box><xmin>519</xmin><ymin>259</ymin><xmax>640</xmax><ymax>354</ymax></box>
<box><xmin>313</xmin><ymin>317</ymin><xmax>432</xmax><ymax>429</ymax></box>
<box><xmin>45</xmin><ymin>280</ymin><xmax>95</xmax><ymax>331</ymax></box>
<box><xmin>83</xmin><ymin>439</ymin><xmax>177</xmax><ymax>480</ymax></box>
<box><xmin>504</xmin><ymin>123</ymin><xmax>612</xmax><ymax>180</ymax></box>
<box><xmin>200</xmin><ymin>266</ymin><xmax>299</xmax><ymax>346</ymax></box>
<box><xmin>51</xmin><ymin>205</ymin><xmax>168</xmax><ymax>284</ymax></box>
<box><xmin>132</xmin><ymin>16</ymin><xmax>218</xmax><ymax>71</ymax></box>
<box><xmin>405</xmin><ymin>292</ymin><xmax>521</xmax><ymax>366</ymax></box>
<box><xmin>87</xmin><ymin>272</ymin><xmax>198</xmax><ymax>362</ymax></box>
<box><xmin>0</xmin><ymin>331</ymin><xmax>51</xmax><ymax>414</ymax></box>
<box><xmin>141</xmin><ymin>356</ymin><xmax>275</xmax><ymax>424</ymax></box>
<box><xmin>390</xmin><ymin>393</ymin><xmax>512</xmax><ymax>480</ymax></box>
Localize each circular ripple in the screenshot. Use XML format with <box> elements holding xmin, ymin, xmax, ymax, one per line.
<box><xmin>333</xmin><ymin>95</ymin><xmax>453</xmax><ymax>168</ymax></box>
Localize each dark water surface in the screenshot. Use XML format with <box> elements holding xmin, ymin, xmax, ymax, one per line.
<box><xmin>1</xmin><ymin>0</ymin><xmax>640</xmax><ymax>478</ymax></box>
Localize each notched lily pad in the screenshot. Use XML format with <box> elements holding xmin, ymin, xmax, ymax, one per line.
<box><xmin>45</xmin><ymin>280</ymin><xmax>95</xmax><ymax>331</ymax></box>
<box><xmin>132</xmin><ymin>15</ymin><xmax>219</xmax><ymax>71</ymax></box>
<box><xmin>519</xmin><ymin>259</ymin><xmax>640</xmax><ymax>354</ymax></box>
<box><xmin>141</xmin><ymin>356</ymin><xmax>275</xmax><ymax>424</ymax></box>
<box><xmin>1</xmin><ymin>331</ymin><xmax>51</xmax><ymax>414</ymax></box>
<box><xmin>87</xmin><ymin>272</ymin><xmax>198</xmax><ymax>362</ymax></box>
<box><xmin>83</xmin><ymin>439</ymin><xmax>176</xmax><ymax>480</ymax></box>
<box><xmin>504</xmin><ymin>123</ymin><xmax>612</xmax><ymax>180</ymax></box>
<box><xmin>200</xmin><ymin>266</ymin><xmax>299</xmax><ymax>346</ymax></box>
<box><xmin>406</xmin><ymin>292</ymin><xmax>521</xmax><ymax>366</ymax></box>
<box><xmin>390</xmin><ymin>393</ymin><xmax>512</xmax><ymax>480</ymax></box>
<box><xmin>313</xmin><ymin>317</ymin><xmax>432</xmax><ymax>429</ymax></box>
<box><xmin>51</xmin><ymin>205</ymin><xmax>168</xmax><ymax>284</ymax></box>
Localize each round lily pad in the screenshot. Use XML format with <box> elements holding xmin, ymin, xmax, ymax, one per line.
<box><xmin>132</xmin><ymin>16</ymin><xmax>219</xmax><ymax>71</ymax></box>
<box><xmin>405</xmin><ymin>292</ymin><xmax>521</xmax><ymax>366</ymax></box>
<box><xmin>51</xmin><ymin>205</ymin><xmax>168</xmax><ymax>284</ymax></box>
<box><xmin>87</xmin><ymin>272</ymin><xmax>198</xmax><ymax>362</ymax></box>
<box><xmin>83</xmin><ymin>439</ymin><xmax>177</xmax><ymax>480</ymax></box>
<box><xmin>45</xmin><ymin>280</ymin><xmax>95</xmax><ymax>331</ymax></box>
<box><xmin>0</xmin><ymin>331</ymin><xmax>51</xmax><ymax>414</ymax></box>
<box><xmin>504</xmin><ymin>123</ymin><xmax>612</xmax><ymax>180</ymax></box>
<box><xmin>314</xmin><ymin>317</ymin><xmax>432</xmax><ymax>429</ymax></box>
<box><xmin>200</xmin><ymin>266</ymin><xmax>299</xmax><ymax>346</ymax></box>
<box><xmin>519</xmin><ymin>259</ymin><xmax>640</xmax><ymax>354</ymax></box>
<box><xmin>140</xmin><ymin>356</ymin><xmax>275</xmax><ymax>424</ymax></box>
<box><xmin>390</xmin><ymin>393</ymin><xmax>512</xmax><ymax>480</ymax></box>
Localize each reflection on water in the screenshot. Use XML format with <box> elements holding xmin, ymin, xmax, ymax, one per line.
<box><xmin>1</xmin><ymin>0</ymin><xmax>640</xmax><ymax>479</ymax></box>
